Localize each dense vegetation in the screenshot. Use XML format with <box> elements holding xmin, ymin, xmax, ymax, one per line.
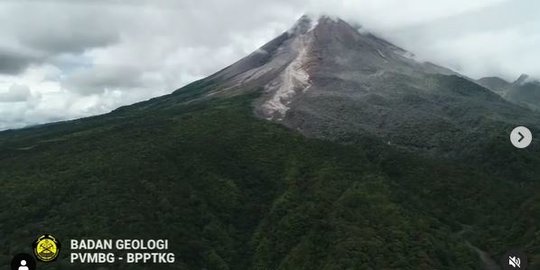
<box><xmin>0</xmin><ymin>81</ymin><xmax>538</xmax><ymax>269</ymax></box>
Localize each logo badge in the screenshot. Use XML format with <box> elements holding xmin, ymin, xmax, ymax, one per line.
<box><xmin>32</xmin><ymin>234</ymin><xmax>61</xmax><ymax>262</ymax></box>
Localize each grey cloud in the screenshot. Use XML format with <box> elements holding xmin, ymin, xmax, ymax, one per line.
<box><xmin>19</xmin><ymin>26</ymin><xmax>119</xmax><ymax>55</ymax></box>
<box><xmin>0</xmin><ymin>1</ymin><xmax>121</xmax><ymax>75</ymax></box>
<box><xmin>0</xmin><ymin>49</ymin><xmax>42</xmax><ymax>75</ymax></box>
<box><xmin>12</xmin><ymin>2</ymin><xmax>121</xmax><ymax>54</ymax></box>
<box><xmin>61</xmin><ymin>65</ymin><xmax>145</xmax><ymax>95</ymax></box>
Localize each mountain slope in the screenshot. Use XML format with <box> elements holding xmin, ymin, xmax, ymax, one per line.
<box><xmin>2</xmin><ymin>93</ymin><xmax>539</xmax><ymax>270</ymax></box>
<box><xmin>506</xmin><ymin>75</ymin><xmax>540</xmax><ymax>112</ymax></box>
<box><xmin>206</xmin><ymin>16</ymin><xmax>540</xmax><ymax>156</ymax></box>
<box><xmin>0</xmin><ymin>15</ymin><xmax>539</xmax><ymax>270</ymax></box>
<box><xmin>478</xmin><ymin>74</ymin><xmax>540</xmax><ymax>112</ymax></box>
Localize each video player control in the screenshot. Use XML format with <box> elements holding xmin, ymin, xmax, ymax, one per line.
<box><xmin>510</xmin><ymin>126</ymin><xmax>532</xmax><ymax>149</ymax></box>
<box><xmin>501</xmin><ymin>249</ymin><xmax>528</xmax><ymax>270</ymax></box>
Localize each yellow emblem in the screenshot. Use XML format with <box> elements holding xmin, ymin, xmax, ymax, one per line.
<box><xmin>33</xmin><ymin>234</ymin><xmax>60</xmax><ymax>262</ymax></box>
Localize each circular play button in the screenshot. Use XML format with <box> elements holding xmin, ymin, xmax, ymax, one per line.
<box><xmin>510</xmin><ymin>126</ymin><xmax>532</xmax><ymax>149</ymax></box>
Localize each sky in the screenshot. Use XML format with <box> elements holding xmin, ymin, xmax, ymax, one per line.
<box><xmin>0</xmin><ymin>0</ymin><xmax>538</xmax><ymax>130</ymax></box>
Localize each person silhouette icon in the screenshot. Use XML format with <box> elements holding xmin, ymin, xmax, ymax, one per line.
<box><xmin>18</xmin><ymin>260</ymin><xmax>29</xmax><ymax>270</ymax></box>
<box><xmin>10</xmin><ymin>254</ymin><xmax>35</xmax><ymax>270</ymax></box>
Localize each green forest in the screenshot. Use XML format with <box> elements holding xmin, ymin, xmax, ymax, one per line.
<box><xmin>0</xmin><ymin>80</ymin><xmax>539</xmax><ymax>269</ymax></box>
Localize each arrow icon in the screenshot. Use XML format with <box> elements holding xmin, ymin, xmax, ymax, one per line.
<box><xmin>518</xmin><ymin>132</ymin><xmax>525</xmax><ymax>143</ymax></box>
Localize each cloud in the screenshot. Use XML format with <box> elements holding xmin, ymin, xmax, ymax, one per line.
<box><xmin>61</xmin><ymin>65</ymin><xmax>145</xmax><ymax>95</ymax></box>
<box><xmin>0</xmin><ymin>0</ymin><xmax>539</xmax><ymax>130</ymax></box>
<box><xmin>0</xmin><ymin>48</ymin><xmax>42</xmax><ymax>75</ymax></box>
<box><xmin>0</xmin><ymin>1</ymin><xmax>121</xmax><ymax>74</ymax></box>
<box><xmin>378</xmin><ymin>0</ymin><xmax>540</xmax><ymax>81</ymax></box>
<box><xmin>0</xmin><ymin>84</ymin><xmax>32</xmax><ymax>102</ymax></box>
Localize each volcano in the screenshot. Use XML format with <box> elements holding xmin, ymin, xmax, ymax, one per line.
<box><xmin>1</xmin><ymin>15</ymin><xmax>540</xmax><ymax>270</ymax></box>
<box><xmin>172</xmin><ymin>15</ymin><xmax>539</xmax><ymax>154</ymax></box>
